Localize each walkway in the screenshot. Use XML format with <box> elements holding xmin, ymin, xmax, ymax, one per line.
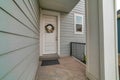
<box><xmin>37</xmin><ymin>57</ymin><xmax>86</xmax><ymax>80</ymax></box>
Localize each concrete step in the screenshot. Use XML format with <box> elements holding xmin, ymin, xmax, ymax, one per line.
<box><xmin>39</xmin><ymin>54</ymin><xmax>59</xmax><ymax>61</ymax></box>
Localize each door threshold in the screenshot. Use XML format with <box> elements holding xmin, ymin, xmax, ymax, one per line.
<box><xmin>39</xmin><ymin>54</ymin><xmax>59</xmax><ymax>61</ymax></box>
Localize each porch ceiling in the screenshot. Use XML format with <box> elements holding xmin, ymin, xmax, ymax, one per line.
<box><xmin>39</xmin><ymin>0</ymin><xmax>80</xmax><ymax>12</ymax></box>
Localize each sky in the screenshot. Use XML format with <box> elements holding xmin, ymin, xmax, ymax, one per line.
<box><xmin>117</xmin><ymin>0</ymin><xmax>120</xmax><ymax>10</ymax></box>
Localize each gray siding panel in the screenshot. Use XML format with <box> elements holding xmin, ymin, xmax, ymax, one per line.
<box><xmin>60</xmin><ymin>0</ymin><xmax>86</xmax><ymax>56</ymax></box>
<box><xmin>0</xmin><ymin>0</ymin><xmax>40</xmax><ymax>80</ymax></box>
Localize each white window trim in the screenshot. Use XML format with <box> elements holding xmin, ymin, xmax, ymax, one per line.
<box><xmin>74</xmin><ymin>13</ymin><xmax>84</xmax><ymax>34</ymax></box>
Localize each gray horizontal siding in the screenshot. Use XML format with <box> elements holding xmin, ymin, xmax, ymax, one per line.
<box><xmin>0</xmin><ymin>0</ymin><xmax>40</xmax><ymax>80</ymax></box>
<box><xmin>60</xmin><ymin>0</ymin><xmax>86</xmax><ymax>56</ymax></box>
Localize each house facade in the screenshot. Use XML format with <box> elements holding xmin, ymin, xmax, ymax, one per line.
<box><xmin>39</xmin><ymin>0</ymin><xmax>86</xmax><ymax>57</ymax></box>
<box><xmin>0</xmin><ymin>0</ymin><xmax>118</xmax><ymax>80</ymax></box>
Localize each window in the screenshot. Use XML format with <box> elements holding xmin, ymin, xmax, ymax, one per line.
<box><xmin>74</xmin><ymin>13</ymin><xmax>83</xmax><ymax>34</ymax></box>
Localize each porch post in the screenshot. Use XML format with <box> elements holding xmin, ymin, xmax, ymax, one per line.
<box><xmin>86</xmin><ymin>0</ymin><xmax>119</xmax><ymax>80</ymax></box>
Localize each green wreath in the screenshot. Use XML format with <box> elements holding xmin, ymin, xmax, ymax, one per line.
<box><xmin>45</xmin><ymin>24</ymin><xmax>55</xmax><ymax>33</ymax></box>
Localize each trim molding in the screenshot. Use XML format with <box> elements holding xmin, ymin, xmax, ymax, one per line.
<box><xmin>86</xmin><ymin>70</ymin><xmax>98</xmax><ymax>80</ymax></box>
<box><xmin>35</xmin><ymin>62</ymin><xmax>41</xmax><ymax>80</ymax></box>
<box><xmin>72</xmin><ymin>56</ymin><xmax>86</xmax><ymax>67</ymax></box>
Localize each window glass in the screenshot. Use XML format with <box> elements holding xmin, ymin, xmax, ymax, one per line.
<box><xmin>74</xmin><ymin>14</ymin><xmax>83</xmax><ymax>34</ymax></box>
<box><xmin>76</xmin><ymin>16</ymin><xmax>82</xmax><ymax>24</ymax></box>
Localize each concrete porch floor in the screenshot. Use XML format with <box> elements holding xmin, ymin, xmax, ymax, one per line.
<box><xmin>37</xmin><ymin>57</ymin><xmax>87</xmax><ymax>80</ymax></box>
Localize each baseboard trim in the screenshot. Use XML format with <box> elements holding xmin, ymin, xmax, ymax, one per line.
<box><xmin>72</xmin><ymin>56</ymin><xmax>86</xmax><ymax>67</ymax></box>
<box><xmin>35</xmin><ymin>62</ymin><xmax>41</xmax><ymax>80</ymax></box>
<box><xmin>86</xmin><ymin>70</ymin><xmax>98</xmax><ymax>80</ymax></box>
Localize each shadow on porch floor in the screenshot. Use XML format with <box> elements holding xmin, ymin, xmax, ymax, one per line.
<box><xmin>37</xmin><ymin>57</ymin><xmax>87</xmax><ymax>80</ymax></box>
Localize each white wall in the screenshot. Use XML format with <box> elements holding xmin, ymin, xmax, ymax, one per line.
<box><xmin>0</xmin><ymin>0</ymin><xmax>40</xmax><ymax>80</ymax></box>
<box><xmin>86</xmin><ymin>0</ymin><xmax>118</xmax><ymax>80</ymax></box>
<box><xmin>99</xmin><ymin>0</ymin><xmax>118</xmax><ymax>80</ymax></box>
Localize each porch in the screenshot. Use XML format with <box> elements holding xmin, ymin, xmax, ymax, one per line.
<box><xmin>0</xmin><ymin>0</ymin><xmax>118</xmax><ymax>80</ymax></box>
<box><xmin>37</xmin><ymin>57</ymin><xmax>86</xmax><ymax>80</ymax></box>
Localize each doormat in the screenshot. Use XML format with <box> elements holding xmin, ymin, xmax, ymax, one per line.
<box><xmin>41</xmin><ymin>59</ymin><xmax>60</xmax><ymax>66</ymax></box>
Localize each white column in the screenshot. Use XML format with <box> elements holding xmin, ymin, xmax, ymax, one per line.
<box><xmin>86</xmin><ymin>0</ymin><xmax>119</xmax><ymax>80</ymax></box>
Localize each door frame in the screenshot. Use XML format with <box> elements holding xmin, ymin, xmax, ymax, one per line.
<box><xmin>40</xmin><ymin>9</ymin><xmax>60</xmax><ymax>56</ymax></box>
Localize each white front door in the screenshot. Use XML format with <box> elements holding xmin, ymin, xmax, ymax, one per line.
<box><xmin>43</xmin><ymin>15</ymin><xmax>57</xmax><ymax>54</ymax></box>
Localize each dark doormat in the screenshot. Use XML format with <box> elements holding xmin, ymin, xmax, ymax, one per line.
<box><xmin>41</xmin><ymin>59</ymin><xmax>60</xmax><ymax>66</ymax></box>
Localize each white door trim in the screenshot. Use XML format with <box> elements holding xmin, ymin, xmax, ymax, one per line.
<box><xmin>40</xmin><ymin>9</ymin><xmax>60</xmax><ymax>56</ymax></box>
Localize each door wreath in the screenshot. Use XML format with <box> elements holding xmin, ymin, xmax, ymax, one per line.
<box><xmin>45</xmin><ymin>24</ymin><xmax>55</xmax><ymax>33</ymax></box>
